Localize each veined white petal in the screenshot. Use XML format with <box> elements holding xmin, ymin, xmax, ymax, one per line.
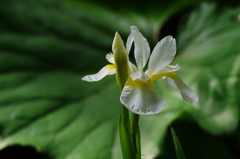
<box><xmin>120</xmin><ymin>84</ymin><xmax>165</xmax><ymax>115</ymax></box>
<box><xmin>126</xmin><ymin>32</ymin><xmax>134</xmax><ymax>54</ymax></box>
<box><xmin>163</xmin><ymin>76</ymin><xmax>198</xmax><ymax>103</ymax></box>
<box><xmin>146</xmin><ymin>36</ymin><xmax>176</xmax><ymax>76</ymax></box>
<box><xmin>131</xmin><ymin>25</ymin><xmax>150</xmax><ymax>70</ymax></box>
<box><xmin>130</xmin><ymin>70</ymin><xmax>150</xmax><ymax>82</ymax></box>
<box><xmin>82</xmin><ymin>65</ymin><xmax>116</xmax><ymax>82</ymax></box>
<box><xmin>106</xmin><ymin>53</ymin><xmax>114</xmax><ymax>64</ymax></box>
<box><xmin>157</xmin><ymin>64</ymin><xmax>180</xmax><ymax>73</ymax></box>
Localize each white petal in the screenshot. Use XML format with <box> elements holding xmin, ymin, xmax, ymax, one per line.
<box><xmin>158</xmin><ymin>64</ymin><xmax>180</xmax><ymax>73</ymax></box>
<box><xmin>126</xmin><ymin>32</ymin><xmax>134</xmax><ymax>54</ymax></box>
<box><xmin>82</xmin><ymin>65</ymin><xmax>115</xmax><ymax>82</ymax></box>
<box><xmin>126</xmin><ymin>32</ymin><xmax>138</xmax><ymax>73</ymax></box>
<box><xmin>120</xmin><ymin>83</ymin><xmax>165</xmax><ymax>115</ymax></box>
<box><xmin>130</xmin><ymin>71</ymin><xmax>150</xmax><ymax>82</ymax></box>
<box><xmin>131</xmin><ymin>25</ymin><xmax>150</xmax><ymax>70</ymax></box>
<box><xmin>106</xmin><ymin>53</ymin><xmax>114</xmax><ymax>64</ymax></box>
<box><xmin>146</xmin><ymin>36</ymin><xmax>176</xmax><ymax>76</ymax></box>
<box><xmin>128</xmin><ymin>61</ymin><xmax>138</xmax><ymax>74</ymax></box>
<box><xmin>163</xmin><ymin>76</ymin><xmax>198</xmax><ymax>103</ymax></box>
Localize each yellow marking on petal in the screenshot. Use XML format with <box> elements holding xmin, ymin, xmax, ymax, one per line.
<box><xmin>107</xmin><ymin>64</ymin><xmax>116</xmax><ymax>70</ymax></box>
<box><xmin>151</xmin><ymin>72</ymin><xmax>178</xmax><ymax>81</ymax></box>
<box><xmin>126</xmin><ymin>77</ymin><xmax>152</xmax><ymax>87</ymax></box>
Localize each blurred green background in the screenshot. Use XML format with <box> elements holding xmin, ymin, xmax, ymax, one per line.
<box><xmin>0</xmin><ymin>0</ymin><xmax>240</xmax><ymax>158</ymax></box>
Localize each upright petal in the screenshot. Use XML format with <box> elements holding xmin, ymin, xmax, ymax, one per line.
<box><xmin>126</xmin><ymin>32</ymin><xmax>138</xmax><ymax>73</ymax></box>
<box><xmin>82</xmin><ymin>65</ymin><xmax>116</xmax><ymax>82</ymax></box>
<box><xmin>128</xmin><ymin>61</ymin><xmax>138</xmax><ymax>74</ymax></box>
<box><xmin>126</xmin><ymin>32</ymin><xmax>134</xmax><ymax>54</ymax></box>
<box><xmin>163</xmin><ymin>76</ymin><xmax>198</xmax><ymax>103</ymax></box>
<box><xmin>120</xmin><ymin>81</ymin><xmax>165</xmax><ymax>115</ymax></box>
<box><xmin>146</xmin><ymin>36</ymin><xmax>176</xmax><ymax>77</ymax></box>
<box><xmin>131</xmin><ymin>26</ymin><xmax>150</xmax><ymax>70</ymax></box>
<box><xmin>106</xmin><ymin>53</ymin><xmax>115</xmax><ymax>64</ymax></box>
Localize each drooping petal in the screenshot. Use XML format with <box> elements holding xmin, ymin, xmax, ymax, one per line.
<box><xmin>82</xmin><ymin>65</ymin><xmax>116</xmax><ymax>82</ymax></box>
<box><xmin>146</xmin><ymin>36</ymin><xmax>176</xmax><ymax>77</ymax></box>
<box><xmin>163</xmin><ymin>76</ymin><xmax>198</xmax><ymax>103</ymax></box>
<box><xmin>106</xmin><ymin>53</ymin><xmax>115</xmax><ymax>64</ymax></box>
<box><xmin>130</xmin><ymin>25</ymin><xmax>150</xmax><ymax>70</ymax></box>
<box><xmin>120</xmin><ymin>82</ymin><xmax>165</xmax><ymax>115</ymax></box>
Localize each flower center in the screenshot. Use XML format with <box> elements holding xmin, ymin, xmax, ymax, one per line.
<box><xmin>126</xmin><ymin>77</ymin><xmax>152</xmax><ymax>87</ymax></box>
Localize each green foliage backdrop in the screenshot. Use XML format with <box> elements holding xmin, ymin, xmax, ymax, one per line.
<box><xmin>0</xmin><ymin>0</ymin><xmax>239</xmax><ymax>158</ymax></box>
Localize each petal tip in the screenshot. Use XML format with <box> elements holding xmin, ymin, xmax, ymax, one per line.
<box><xmin>188</xmin><ymin>94</ymin><xmax>199</xmax><ymax>104</ymax></box>
<box><xmin>130</xmin><ymin>25</ymin><xmax>139</xmax><ymax>32</ymax></box>
<box><xmin>81</xmin><ymin>76</ymin><xmax>92</xmax><ymax>82</ymax></box>
<box><xmin>163</xmin><ymin>35</ymin><xmax>176</xmax><ymax>43</ymax></box>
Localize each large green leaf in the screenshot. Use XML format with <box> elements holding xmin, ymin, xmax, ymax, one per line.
<box><xmin>175</xmin><ymin>3</ymin><xmax>240</xmax><ymax>135</ymax></box>
<box><xmin>0</xmin><ymin>0</ymin><xmax>239</xmax><ymax>159</ymax></box>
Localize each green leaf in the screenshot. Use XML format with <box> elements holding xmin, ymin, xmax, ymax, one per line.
<box><xmin>173</xmin><ymin>3</ymin><xmax>240</xmax><ymax>135</ymax></box>
<box><xmin>171</xmin><ymin>127</ymin><xmax>186</xmax><ymax>159</ymax></box>
<box><xmin>0</xmin><ymin>0</ymin><xmax>239</xmax><ymax>159</ymax></box>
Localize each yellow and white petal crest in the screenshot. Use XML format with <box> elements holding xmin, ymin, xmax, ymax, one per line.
<box><xmin>146</xmin><ymin>36</ymin><xmax>176</xmax><ymax>76</ymax></box>
<box><xmin>120</xmin><ymin>80</ymin><xmax>165</xmax><ymax>115</ymax></box>
<box><xmin>106</xmin><ymin>53</ymin><xmax>115</xmax><ymax>64</ymax></box>
<box><xmin>130</xmin><ymin>25</ymin><xmax>150</xmax><ymax>70</ymax></box>
<box><xmin>163</xmin><ymin>76</ymin><xmax>198</xmax><ymax>103</ymax></box>
<box><xmin>81</xmin><ymin>64</ymin><xmax>116</xmax><ymax>82</ymax></box>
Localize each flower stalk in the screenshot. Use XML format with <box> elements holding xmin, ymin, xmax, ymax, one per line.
<box><xmin>131</xmin><ymin>112</ymin><xmax>141</xmax><ymax>159</ymax></box>
<box><xmin>113</xmin><ymin>32</ymin><xmax>140</xmax><ymax>159</ymax></box>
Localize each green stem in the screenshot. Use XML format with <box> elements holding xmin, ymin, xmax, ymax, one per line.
<box><xmin>119</xmin><ymin>106</ymin><xmax>135</xmax><ymax>159</ymax></box>
<box><xmin>131</xmin><ymin>112</ymin><xmax>141</xmax><ymax>159</ymax></box>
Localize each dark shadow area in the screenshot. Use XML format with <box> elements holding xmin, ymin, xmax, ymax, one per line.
<box><xmin>160</xmin><ymin>12</ymin><xmax>181</xmax><ymax>40</ymax></box>
<box><xmin>0</xmin><ymin>145</ymin><xmax>50</xmax><ymax>159</ymax></box>
<box><xmin>157</xmin><ymin>119</ymin><xmax>238</xmax><ymax>159</ymax></box>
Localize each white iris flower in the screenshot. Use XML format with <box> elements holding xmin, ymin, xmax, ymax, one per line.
<box><xmin>82</xmin><ymin>25</ymin><xmax>198</xmax><ymax>115</ymax></box>
<box><xmin>121</xmin><ymin>26</ymin><xmax>198</xmax><ymax>115</ymax></box>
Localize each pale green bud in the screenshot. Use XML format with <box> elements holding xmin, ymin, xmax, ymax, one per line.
<box><xmin>112</xmin><ymin>32</ymin><xmax>129</xmax><ymax>91</ymax></box>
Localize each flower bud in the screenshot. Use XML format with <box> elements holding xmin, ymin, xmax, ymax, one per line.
<box><xmin>112</xmin><ymin>32</ymin><xmax>129</xmax><ymax>91</ymax></box>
